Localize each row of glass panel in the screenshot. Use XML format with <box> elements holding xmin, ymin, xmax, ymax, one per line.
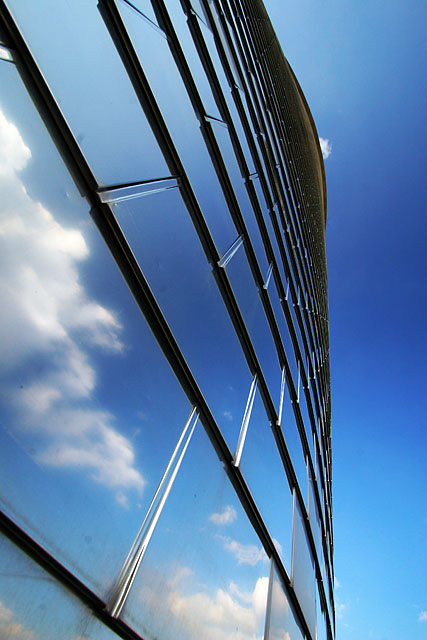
<box><xmin>0</xmin><ymin>0</ymin><xmax>332</xmax><ymax>634</ymax></box>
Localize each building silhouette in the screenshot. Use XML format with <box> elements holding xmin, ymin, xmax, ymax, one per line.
<box><xmin>0</xmin><ymin>1</ymin><xmax>333</xmax><ymax>639</ymax></box>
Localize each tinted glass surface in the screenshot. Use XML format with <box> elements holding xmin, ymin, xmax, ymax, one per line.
<box><xmin>122</xmin><ymin>424</ymin><xmax>269</xmax><ymax>640</ymax></box>
<box><xmin>113</xmin><ymin>186</ymin><xmax>251</xmax><ymax>450</ymax></box>
<box><xmin>0</xmin><ymin>60</ymin><xmax>193</xmax><ymax>595</ymax></box>
<box><xmin>6</xmin><ymin>0</ymin><xmax>169</xmax><ymax>186</ymax></box>
<box><xmin>239</xmin><ymin>391</ymin><xmax>293</xmax><ymax>572</ymax></box>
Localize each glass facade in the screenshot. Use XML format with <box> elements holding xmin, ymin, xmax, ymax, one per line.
<box><xmin>0</xmin><ymin>0</ymin><xmax>333</xmax><ymax>639</ymax></box>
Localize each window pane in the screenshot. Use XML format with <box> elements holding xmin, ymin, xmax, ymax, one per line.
<box><xmin>164</xmin><ymin>0</ymin><xmax>222</xmax><ymax>119</ymax></box>
<box><xmin>239</xmin><ymin>391</ymin><xmax>293</xmax><ymax>573</ymax></box>
<box><xmin>317</xmin><ymin>595</ymin><xmax>327</xmax><ymax>640</ymax></box>
<box><xmin>117</xmin><ymin>0</ymin><xmax>237</xmax><ymax>255</ymax></box>
<box><xmin>6</xmin><ymin>0</ymin><xmax>169</xmax><ymax>186</ymax></box>
<box><xmin>292</xmin><ymin>498</ymin><xmax>316</xmax><ymax>639</ymax></box>
<box><xmin>280</xmin><ymin>388</ymin><xmax>307</xmax><ymax>506</ymax></box>
<box><xmin>266</xmin><ymin>562</ymin><xmax>304</xmax><ymax>640</ymax></box>
<box><xmin>0</xmin><ymin>532</ymin><xmax>120</xmax><ymax>639</ymax></box>
<box><xmin>113</xmin><ymin>186</ymin><xmax>252</xmax><ymax>450</ymax></box>
<box><xmin>210</xmin><ymin>119</ymin><xmax>267</xmax><ymax>273</ymax></box>
<box><xmin>308</xmin><ymin>469</ymin><xmax>322</xmax><ymax>565</ymax></box>
<box><xmin>121</xmin><ymin>424</ymin><xmax>270</xmax><ymax>640</ymax></box>
<box><xmin>225</xmin><ymin>243</ymin><xmax>281</xmax><ymax>404</ymax></box>
<box><xmin>0</xmin><ymin>62</ymin><xmax>192</xmax><ymax>595</ymax></box>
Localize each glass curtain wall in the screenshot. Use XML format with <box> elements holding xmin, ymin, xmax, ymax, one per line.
<box><xmin>0</xmin><ymin>0</ymin><xmax>333</xmax><ymax>639</ymax></box>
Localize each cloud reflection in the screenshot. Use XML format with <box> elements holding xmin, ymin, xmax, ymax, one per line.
<box><xmin>0</xmin><ymin>601</ymin><xmax>34</xmax><ymax>639</ymax></box>
<box><xmin>0</xmin><ymin>109</ymin><xmax>144</xmax><ymax>505</ymax></box>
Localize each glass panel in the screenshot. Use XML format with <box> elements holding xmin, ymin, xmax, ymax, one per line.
<box><xmin>317</xmin><ymin>595</ymin><xmax>327</xmax><ymax>640</ymax></box>
<box><xmin>225</xmin><ymin>243</ymin><xmax>280</xmax><ymax>404</ymax></box>
<box><xmin>0</xmin><ymin>62</ymin><xmax>192</xmax><ymax>595</ymax></box>
<box><xmin>163</xmin><ymin>0</ymin><xmax>221</xmax><ymax>119</ymax></box>
<box><xmin>0</xmin><ymin>533</ymin><xmax>123</xmax><ymax>640</ymax></box>
<box><xmin>207</xmin><ymin>1</ymin><xmax>243</xmax><ymax>89</ymax></box>
<box><xmin>121</xmin><ymin>423</ymin><xmax>270</xmax><ymax>640</ymax></box>
<box><xmin>269</xmin><ymin>278</ymin><xmax>299</xmax><ymax>386</ymax></box>
<box><xmin>280</xmin><ymin>389</ymin><xmax>307</xmax><ymax>507</ymax></box>
<box><xmin>266</xmin><ymin>562</ymin><xmax>304</xmax><ymax>640</ymax></box>
<box><xmin>197</xmin><ymin>15</ymin><xmax>232</xmax><ymax>101</ymax></box>
<box><xmin>117</xmin><ymin>0</ymin><xmax>237</xmax><ymax>255</ymax></box>
<box><xmin>6</xmin><ymin>0</ymin><xmax>169</xmax><ymax>186</ymax></box>
<box><xmin>239</xmin><ymin>391</ymin><xmax>293</xmax><ymax>573</ymax></box>
<box><xmin>113</xmin><ymin>186</ymin><xmax>251</xmax><ymax>449</ymax></box>
<box><xmin>210</xmin><ymin>119</ymin><xmax>266</xmax><ymax>272</ymax></box>
<box><xmin>292</xmin><ymin>498</ymin><xmax>316</xmax><ymax>639</ymax></box>
<box><xmin>251</xmin><ymin>174</ymin><xmax>269</xmax><ymax>216</ymax></box>
<box><xmin>300</xmin><ymin>388</ymin><xmax>315</xmax><ymax>466</ymax></box>
<box><xmin>189</xmin><ymin>0</ymin><xmax>210</xmax><ymax>28</ymax></box>
<box><xmin>308</xmin><ymin>470</ymin><xmax>322</xmax><ymax>567</ymax></box>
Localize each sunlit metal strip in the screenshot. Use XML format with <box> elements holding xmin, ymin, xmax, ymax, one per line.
<box><xmin>233</xmin><ymin>373</ymin><xmax>257</xmax><ymax>467</ymax></box>
<box><xmin>98</xmin><ymin>177</ymin><xmax>178</xmax><ymax>203</ymax></box>
<box><xmin>204</xmin><ymin>114</ymin><xmax>228</xmax><ymax>127</ymax></box>
<box><xmin>107</xmin><ymin>408</ymin><xmax>199</xmax><ymax>617</ymax></box>
<box><xmin>0</xmin><ymin>42</ymin><xmax>13</xmax><ymax>61</ymax></box>
<box><xmin>218</xmin><ymin>234</ymin><xmax>244</xmax><ymax>267</ymax></box>
<box><xmin>263</xmin><ymin>262</ymin><xmax>273</xmax><ymax>289</ymax></box>
<box><xmin>263</xmin><ymin>557</ymin><xmax>274</xmax><ymax>640</ymax></box>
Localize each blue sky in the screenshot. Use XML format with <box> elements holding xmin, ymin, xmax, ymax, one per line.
<box><xmin>265</xmin><ymin>0</ymin><xmax>427</xmax><ymax>638</ymax></box>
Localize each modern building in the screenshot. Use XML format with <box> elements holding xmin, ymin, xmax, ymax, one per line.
<box><xmin>0</xmin><ymin>0</ymin><xmax>332</xmax><ymax>639</ymax></box>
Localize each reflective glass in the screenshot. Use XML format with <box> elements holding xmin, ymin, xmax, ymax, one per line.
<box><xmin>292</xmin><ymin>498</ymin><xmax>316</xmax><ymax>639</ymax></box>
<box><xmin>0</xmin><ymin>63</ymin><xmax>192</xmax><ymax>594</ymax></box>
<box><xmin>122</xmin><ymin>424</ymin><xmax>270</xmax><ymax>640</ymax></box>
<box><xmin>225</xmin><ymin>94</ymin><xmax>257</xmax><ymax>175</ymax></box>
<box><xmin>300</xmin><ymin>388</ymin><xmax>315</xmax><ymax>466</ymax></box>
<box><xmin>117</xmin><ymin>0</ymin><xmax>237</xmax><ymax>255</ymax></box>
<box><xmin>208</xmin><ymin>1</ymin><xmax>243</xmax><ymax>90</ymax></box>
<box><xmin>266</xmin><ymin>562</ymin><xmax>304</xmax><ymax>640</ymax></box>
<box><xmin>113</xmin><ymin>186</ymin><xmax>252</xmax><ymax>449</ymax></box>
<box><xmin>210</xmin><ymin>119</ymin><xmax>267</xmax><ymax>273</ymax></box>
<box><xmin>264</xmin><ymin>208</ymin><xmax>289</xmax><ymax>289</ymax></box>
<box><xmin>164</xmin><ymin>0</ymin><xmax>222</xmax><ymax>119</ymax></box>
<box><xmin>316</xmin><ymin>596</ymin><xmax>327</xmax><ymax>640</ymax></box>
<box><xmin>224</xmin><ymin>244</ymin><xmax>280</xmax><ymax>402</ymax></box>
<box><xmin>269</xmin><ymin>277</ymin><xmax>299</xmax><ymax>386</ymax></box>
<box><xmin>197</xmin><ymin>15</ymin><xmax>233</xmax><ymax>101</ymax></box>
<box><xmin>308</xmin><ymin>469</ymin><xmax>322</xmax><ymax>565</ymax></box>
<box><xmin>0</xmin><ymin>533</ymin><xmax>123</xmax><ymax>640</ymax></box>
<box><xmin>280</xmin><ymin>390</ymin><xmax>307</xmax><ymax>508</ymax></box>
<box><xmin>6</xmin><ymin>0</ymin><xmax>170</xmax><ymax>187</ymax></box>
<box><xmin>251</xmin><ymin>174</ymin><xmax>269</xmax><ymax>214</ymax></box>
<box><xmin>239</xmin><ymin>391</ymin><xmax>293</xmax><ymax>572</ymax></box>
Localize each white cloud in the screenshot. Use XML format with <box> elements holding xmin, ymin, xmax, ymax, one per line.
<box><xmin>223</xmin><ymin>411</ymin><xmax>232</xmax><ymax>421</ymax></box>
<box><xmin>0</xmin><ymin>601</ymin><xmax>34</xmax><ymax>639</ymax></box>
<box><xmin>334</xmin><ymin>576</ymin><xmax>341</xmax><ymax>589</ymax></box>
<box><xmin>319</xmin><ymin>137</ymin><xmax>332</xmax><ymax>159</ymax></box>
<box><xmin>270</xmin><ymin>632</ymin><xmax>290</xmax><ymax>640</ymax></box>
<box><xmin>419</xmin><ymin>611</ymin><xmax>427</xmax><ymax>621</ymax></box>
<box><xmin>135</xmin><ymin>565</ymin><xmax>269</xmax><ymax>640</ymax></box>
<box><xmin>216</xmin><ymin>535</ymin><xmax>268</xmax><ymax>566</ymax></box>
<box><xmin>209</xmin><ymin>505</ymin><xmax>237</xmax><ymax>526</ymax></box>
<box><xmin>336</xmin><ymin>602</ymin><xmax>347</xmax><ymax>619</ymax></box>
<box><xmin>167</xmin><ymin>571</ymin><xmax>268</xmax><ymax>640</ymax></box>
<box><xmin>0</xmin><ymin>109</ymin><xmax>144</xmax><ymax>504</ymax></box>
